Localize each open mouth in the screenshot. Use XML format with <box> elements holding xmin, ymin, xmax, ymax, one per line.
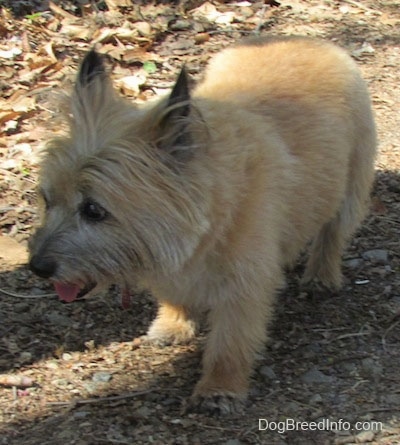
<box><xmin>54</xmin><ymin>282</ymin><xmax>97</xmax><ymax>302</ymax></box>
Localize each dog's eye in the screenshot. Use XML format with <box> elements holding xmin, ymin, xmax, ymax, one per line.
<box><xmin>80</xmin><ymin>200</ymin><xmax>107</xmax><ymax>222</ymax></box>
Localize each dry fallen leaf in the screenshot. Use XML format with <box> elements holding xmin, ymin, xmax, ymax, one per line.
<box><xmin>92</xmin><ymin>27</ymin><xmax>116</xmax><ymax>44</ymax></box>
<box><xmin>10</xmin><ymin>96</ymin><xmax>36</xmax><ymax>113</ymax></box>
<box><xmin>0</xmin><ymin>111</ymin><xmax>20</xmax><ymax>127</ymax></box>
<box><xmin>44</xmin><ymin>42</ymin><xmax>58</xmax><ymax>62</ymax></box>
<box><xmin>0</xmin><ymin>374</ymin><xmax>34</xmax><ymax>388</ymax></box>
<box><xmin>105</xmin><ymin>0</ymin><xmax>132</xmax><ymax>9</ymax></box>
<box><xmin>117</xmin><ymin>74</ymin><xmax>147</xmax><ymax>95</ymax></box>
<box><xmin>0</xmin><ymin>47</ymin><xmax>22</xmax><ymax>59</ymax></box>
<box><xmin>122</xmin><ymin>47</ymin><xmax>159</xmax><ymax>64</ymax></box>
<box><xmin>61</xmin><ymin>23</ymin><xmax>92</xmax><ymax>41</ymax></box>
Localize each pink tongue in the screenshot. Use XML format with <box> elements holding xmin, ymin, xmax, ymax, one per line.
<box><xmin>54</xmin><ymin>283</ymin><xmax>81</xmax><ymax>302</ymax></box>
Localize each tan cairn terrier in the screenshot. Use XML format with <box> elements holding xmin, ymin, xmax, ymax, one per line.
<box><xmin>29</xmin><ymin>36</ymin><xmax>376</xmax><ymax>414</ymax></box>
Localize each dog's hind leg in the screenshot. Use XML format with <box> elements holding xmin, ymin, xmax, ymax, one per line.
<box><xmin>302</xmin><ymin>118</ymin><xmax>376</xmax><ymax>291</ymax></box>
<box><xmin>302</xmin><ymin>213</ymin><xmax>347</xmax><ymax>291</ymax></box>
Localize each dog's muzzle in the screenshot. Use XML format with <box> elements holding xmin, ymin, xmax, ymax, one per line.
<box><xmin>29</xmin><ymin>254</ymin><xmax>57</xmax><ymax>279</ymax></box>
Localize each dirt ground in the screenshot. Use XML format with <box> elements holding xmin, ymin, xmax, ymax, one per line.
<box><xmin>0</xmin><ymin>1</ymin><xmax>399</xmax><ymax>444</ymax></box>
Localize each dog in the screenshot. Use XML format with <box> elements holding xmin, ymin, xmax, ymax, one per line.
<box><xmin>29</xmin><ymin>36</ymin><xmax>376</xmax><ymax>413</ymax></box>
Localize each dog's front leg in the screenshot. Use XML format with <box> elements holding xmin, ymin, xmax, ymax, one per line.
<box><xmin>191</xmin><ymin>280</ymin><xmax>276</xmax><ymax>414</ymax></box>
<box><xmin>146</xmin><ymin>301</ymin><xmax>196</xmax><ymax>346</ymax></box>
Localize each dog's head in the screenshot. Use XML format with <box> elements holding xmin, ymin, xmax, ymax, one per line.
<box><xmin>29</xmin><ymin>50</ymin><xmax>210</xmax><ymax>302</ymax></box>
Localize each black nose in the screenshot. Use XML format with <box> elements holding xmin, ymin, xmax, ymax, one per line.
<box><xmin>29</xmin><ymin>255</ymin><xmax>57</xmax><ymax>278</ymax></box>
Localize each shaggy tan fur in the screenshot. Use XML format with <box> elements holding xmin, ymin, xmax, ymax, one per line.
<box><xmin>29</xmin><ymin>36</ymin><xmax>376</xmax><ymax>413</ymax></box>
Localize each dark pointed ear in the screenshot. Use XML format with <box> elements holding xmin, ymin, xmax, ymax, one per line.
<box><xmin>166</xmin><ymin>66</ymin><xmax>190</xmax><ymax>121</ymax></box>
<box><xmin>156</xmin><ymin>67</ymin><xmax>193</xmax><ymax>161</ymax></box>
<box><xmin>71</xmin><ymin>49</ymin><xmax>115</xmax><ymax>127</ymax></box>
<box><xmin>78</xmin><ymin>49</ymin><xmax>106</xmax><ymax>87</ymax></box>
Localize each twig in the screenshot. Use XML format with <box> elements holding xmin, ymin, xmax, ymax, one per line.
<box><xmin>0</xmin><ymin>288</ymin><xmax>56</xmax><ymax>298</ymax></box>
<box><xmin>361</xmin><ymin>407</ymin><xmax>400</xmax><ymax>413</ymax></box>
<box><xmin>343</xmin><ymin>379</ymin><xmax>368</xmax><ymax>393</ymax></box>
<box><xmin>329</xmin><ymin>332</ymin><xmax>370</xmax><ymax>343</ymax></box>
<box><xmin>0</xmin><ymin>168</ymin><xmax>34</xmax><ymax>179</ymax></box>
<box><xmin>341</xmin><ymin>0</ymin><xmax>381</xmax><ymax>15</ymax></box>
<box><xmin>254</xmin><ymin>4</ymin><xmax>267</xmax><ymax>35</ymax></box>
<box><xmin>322</xmin><ymin>353</ymin><xmax>370</xmax><ymax>367</ymax></box>
<box><xmin>312</xmin><ymin>327</ymin><xmax>347</xmax><ymax>333</ymax></box>
<box><xmin>334</xmin><ymin>436</ymin><xmax>359</xmax><ymax>445</ymax></box>
<box><xmin>198</xmin><ymin>423</ymin><xmax>241</xmax><ymax>433</ymax></box>
<box><xmin>91</xmin><ymin>438</ymin><xmax>131</xmax><ymax>445</ymax></box>
<box><xmin>0</xmin><ymin>206</ymin><xmax>36</xmax><ymax>214</ymax></box>
<box><xmin>376</xmin><ymin>217</ymin><xmax>400</xmax><ymax>225</ymax></box>
<box><xmin>47</xmin><ymin>389</ymin><xmax>154</xmax><ymax>407</ymax></box>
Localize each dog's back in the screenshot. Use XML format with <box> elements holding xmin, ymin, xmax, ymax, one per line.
<box><xmin>192</xmin><ymin>37</ymin><xmax>376</xmax><ymax>285</ymax></box>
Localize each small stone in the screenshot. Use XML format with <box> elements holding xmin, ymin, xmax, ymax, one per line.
<box><xmin>47</xmin><ymin>312</ymin><xmax>72</xmax><ymax>328</ymax></box>
<box><xmin>259</xmin><ymin>365</ymin><xmax>277</xmax><ymax>381</ymax></box>
<box><xmin>84</xmin><ymin>340</ymin><xmax>95</xmax><ymax>351</ymax></box>
<box><xmin>46</xmin><ymin>361</ymin><xmax>59</xmax><ymax>370</ymax></box>
<box><xmin>52</xmin><ymin>378</ymin><xmax>69</xmax><ymax>387</ymax></box>
<box><xmin>84</xmin><ymin>382</ymin><xmax>99</xmax><ymax>395</ymax></box>
<box><xmin>135</xmin><ymin>21</ymin><xmax>152</xmax><ymax>36</ymax></box>
<box><xmin>362</xmin><ymin>249</ymin><xmax>389</xmax><ymax>264</ymax></box>
<box><xmin>361</xmin><ymin>358</ymin><xmax>383</xmax><ymax>378</ymax></box>
<box><xmin>344</xmin><ymin>258</ymin><xmax>363</xmax><ymax>269</ymax></box>
<box><xmin>19</xmin><ymin>352</ymin><xmax>32</xmax><ymax>364</ymax></box>
<box><xmin>286</xmin><ymin>401</ymin><xmax>300</xmax><ymax>412</ymax></box>
<box><xmin>136</xmin><ymin>406</ymin><xmax>152</xmax><ymax>418</ymax></box>
<box><xmin>384</xmin><ymin>394</ymin><xmax>400</xmax><ymax>404</ymax></box>
<box><xmin>14</xmin><ymin>303</ymin><xmax>30</xmax><ymax>313</ymax></box>
<box><xmin>215</xmin><ymin>12</ymin><xmax>235</xmax><ymax>25</ymax></box>
<box><xmin>342</xmin><ymin>362</ymin><xmax>357</xmax><ymax>373</ymax></box>
<box><xmin>92</xmin><ymin>372</ymin><xmax>112</xmax><ymax>383</ymax></box>
<box><xmin>161</xmin><ymin>397</ymin><xmax>179</xmax><ymax>406</ymax></box>
<box><xmin>301</xmin><ymin>367</ymin><xmax>333</xmax><ymax>384</ymax></box>
<box><xmin>352</xmin><ymin>42</ymin><xmax>375</xmax><ymax>59</ymax></box>
<box><xmin>333</xmin><ymin>393</ymin><xmax>350</xmax><ymax>405</ymax></box>
<box><xmin>355</xmin><ymin>429</ymin><xmax>375</xmax><ymax>442</ymax></box>
<box><xmin>170</xmin><ymin>19</ymin><xmax>192</xmax><ymax>31</ymax></box>
<box><xmin>309</xmin><ymin>393</ymin><xmax>323</xmax><ymax>404</ymax></box>
<box><xmin>224</xmin><ymin>440</ymin><xmax>242</xmax><ymax>445</ymax></box>
<box><xmin>193</xmin><ymin>21</ymin><xmax>205</xmax><ymax>33</ymax></box>
<box><xmin>73</xmin><ymin>411</ymin><xmax>90</xmax><ymax>419</ymax></box>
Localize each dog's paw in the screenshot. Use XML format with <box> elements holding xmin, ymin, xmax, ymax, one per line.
<box><xmin>144</xmin><ymin>321</ymin><xmax>196</xmax><ymax>347</ymax></box>
<box><xmin>184</xmin><ymin>393</ymin><xmax>245</xmax><ymax>416</ymax></box>
<box><xmin>300</xmin><ymin>277</ymin><xmax>340</xmax><ymax>299</ymax></box>
<box><xmin>139</xmin><ymin>334</ymin><xmax>175</xmax><ymax>348</ymax></box>
<box><xmin>301</xmin><ymin>266</ymin><xmax>343</xmax><ymax>294</ymax></box>
<box><xmin>140</xmin><ymin>333</ymin><xmax>194</xmax><ymax>348</ymax></box>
